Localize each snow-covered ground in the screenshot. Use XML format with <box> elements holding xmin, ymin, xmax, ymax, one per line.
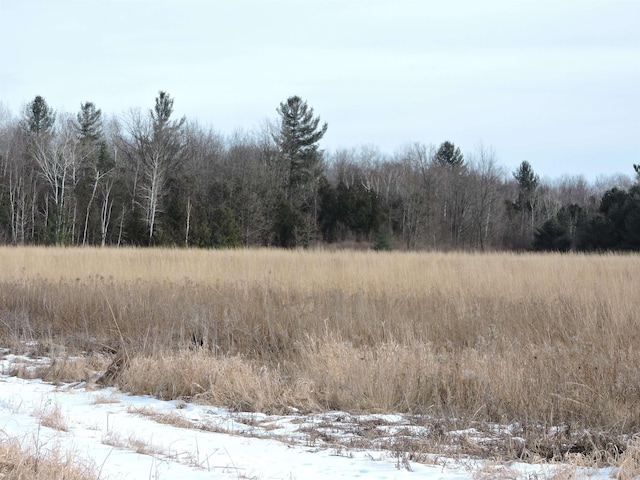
<box><xmin>0</xmin><ymin>351</ymin><xmax>615</xmax><ymax>480</ymax></box>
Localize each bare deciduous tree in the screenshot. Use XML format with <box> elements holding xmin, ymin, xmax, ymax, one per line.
<box><xmin>467</xmin><ymin>143</ymin><xmax>504</xmax><ymax>249</ymax></box>
<box><xmin>33</xmin><ymin>117</ymin><xmax>88</xmax><ymax>243</ymax></box>
<box><xmin>120</xmin><ymin>92</ymin><xmax>186</xmax><ymax>243</ymax></box>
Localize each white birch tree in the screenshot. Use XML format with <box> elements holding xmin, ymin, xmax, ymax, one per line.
<box><xmin>32</xmin><ymin>118</ymin><xmax>87</xmax><ymax>243</ymax></box>
<box><xmin>124</xmin><ymin>92</ymin><xmax>186</xmax><ymax>243</ymax></box>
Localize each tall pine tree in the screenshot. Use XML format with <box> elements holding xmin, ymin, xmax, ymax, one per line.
<box><xmin>272</xmin><ymin>96</ymin><xmax>328</xmax><ymax>246</ymax></box>
<box><xmin>74</xmin><ymin>102</ymin><xmax>103</xmax><ymax>142</ymax></box>
<box><xmin>274</xmin><ymin>96</ymin><xmax>328</xmax><ymax>200</ymax></box>
<box><xmin>23</xmin><ymin>95</ymin><xmax>55</xmax><ymax>135</ymax></box>
<box><xmin>512</xmin><ymin>160</ymin><xmax>540</xmax><ymax>246</ymax></box>
<box><xmin>435</xmin><ymin>141</ymin><xmax>464</xmax><ymax>168</ymax></box>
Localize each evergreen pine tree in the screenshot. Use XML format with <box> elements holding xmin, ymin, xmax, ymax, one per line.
<box><xmin>274</xmin><ymin>95</ymin><xmax>328</xmax><ymax>199</ymax></box>
<box><xmin>74</xmin><ymin>102</ymin><xmax>103</xmax><ymax>142</ymax></box>
<box><xmin>23</xmin><ymin>95</ymin><xmax>55</xmax><ymax>134</ymax></box>
<box><xmin>435</xmin><ymin>141</ymin><xmax>464</xmax><ymax>168</ymax></box>
<box><xmin>272</xmin><ymin>96</ymin><xmax>328</xmax><ymax>247</ymax></box>
<box><xmin>508</xmin><ymin>161</ymin><xmax>540</xmax><ymax>248</ymax></box>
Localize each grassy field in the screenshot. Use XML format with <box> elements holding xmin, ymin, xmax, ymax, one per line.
<box><xmin>1</xmin><ymin>247</ymin><xmax>639</xmax><ymax>462</ymax></box>
<box><xmin>0</xmin><ymin>435</ymin><xmax>97</xmax><ymax>480</ymax></box>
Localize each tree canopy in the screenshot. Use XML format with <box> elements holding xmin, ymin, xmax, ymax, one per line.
<box><xmin>23</xmin><ymin>95</ymin><xmax>56</xmax><ymax>135</ymax></box>
<box><xmin>435</xmin><ymin>141</ymin><xmax>464</xmax><ymax>168</ymax></box>
<box><xmin>0</xmin><ymin>93</ymin><xmax>638</xmax><ymax>251</ymax></box>
<box><xmin>274</xmin><ymin>95</ymin><xmax>327</xmax><ymax>195</ymax></box>
<box><xmin>74</xmin><ymin>102</ymin><xmax>103</xmax><ymax>142</ymax></box>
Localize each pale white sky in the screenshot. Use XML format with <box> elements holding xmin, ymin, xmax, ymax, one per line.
<box><xmin>1</xmin><ymin>0</ymin><xmax>639</xmax><ymax>180</ymax></box>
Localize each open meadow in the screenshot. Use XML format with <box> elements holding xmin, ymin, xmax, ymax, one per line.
<box><xmin>1</xmin><ymin>247</ymin><xmax>639</xmax><ymax>477</ymax></box>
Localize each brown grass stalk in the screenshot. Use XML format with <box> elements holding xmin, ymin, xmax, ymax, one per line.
<box><xmin>0</xmin><ymin>433</ymin><xmax>96</xmax><ymax>479</ymax></box>
<box><xmin>0</xmin><ymin>247</ymin><xmax>638</xmax><ymax>434</ymax></box>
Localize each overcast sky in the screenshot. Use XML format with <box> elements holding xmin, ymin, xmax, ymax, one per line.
<box><xmin>1</xmin><ymin>0</ymin><xmax>639</xmax><ymax>181</ymax></box>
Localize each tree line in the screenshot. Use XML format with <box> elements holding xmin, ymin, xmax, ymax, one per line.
<box><xmin>0</xmin><ymin>92</ymin><xmax>638</xmax><ymax>251</ymax></box>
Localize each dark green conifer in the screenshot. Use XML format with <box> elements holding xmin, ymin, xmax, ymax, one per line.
<box><xmin>23</xmin><ymin>95</ymin><xmax>55</xmax><ymax>134</ymax></box>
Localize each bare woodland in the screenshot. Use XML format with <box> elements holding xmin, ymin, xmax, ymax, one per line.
<box><xmin>0</xmin><ymin>93</ymin><xmax>638</xmax><ymax>250</ymax></box>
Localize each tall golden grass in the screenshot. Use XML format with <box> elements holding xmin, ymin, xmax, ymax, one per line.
<box><xmin>0</xmin><ymin>435</ymin><xmax>97</xmax><ymax>480</ymax></box>
<box><xmin>1</xmin><ymin>247</ymin><xmax>639</xmax><ymax>434</ymax></box>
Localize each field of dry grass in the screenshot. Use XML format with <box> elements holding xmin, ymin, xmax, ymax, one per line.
<box><xmin>0</xmin><ymin>435</ymin><xmax>97</xmax><ymax>480</ymax></box>
<box><xmin>1</xmin><ymin>247</ymin><xmax>639</xmax><ymax>463</ymax></box>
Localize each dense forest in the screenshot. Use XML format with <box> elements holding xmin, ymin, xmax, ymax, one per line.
<box><xmin>1</xmin><ymin>92</ymin><xmax>638</xmax><ymax>251</ymax></box>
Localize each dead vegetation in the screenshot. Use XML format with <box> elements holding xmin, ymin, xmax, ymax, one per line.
<box><xmin>0</xmin><ymin>434</ymin><xmax>97</xmax><ymax>480</ymax></box>
<box><xmin>1</xmin><ymin>246</ymin><xmax>639</xmax><ymax>467</ymax></box>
